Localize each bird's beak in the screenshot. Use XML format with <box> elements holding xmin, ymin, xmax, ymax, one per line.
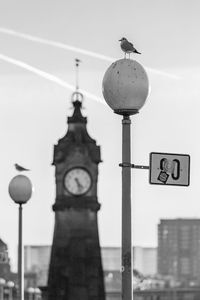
<box><xmin>119</xmin><ymin>39</ymin><xmax>122</xmax><ymax>41</ymax></box>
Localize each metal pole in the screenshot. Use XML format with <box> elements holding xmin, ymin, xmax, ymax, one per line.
<box><xmin>18</xmin><ymin>204</ymin><xmax>23</xmax><ymax>300</ymax></box>
<box><xmin>0</xmin><ymin>285</ymin><xmax>3</xmax><ymax>300</ymax></box>
<box><xmin>28</xmin><ymin>291</ymin><xmax>33</xmax><ymax>300</ymax></box>
<box><xmin>121</xmin><ymin>115</ymin><xmax>132</xmax><ymax>300</ymax></box>
<box><xmin>8</xmin><ymin>288</ymin><xmax>13</xmax><ymax>300</ymax></box>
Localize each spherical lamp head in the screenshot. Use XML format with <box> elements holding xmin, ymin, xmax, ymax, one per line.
<box><xmin>34</xmin><ymin>288</ymin><xmax>41</xmax><ymax>295</ymax></box>
<box><xmin>7</xmin><ymin>281</ymin><xmax>14</xmax><ymax>288</ymax></box>
<box><xmin>102</xmin><ymin>59</ymin><xmax>149</xmax><ymax>115</ymax></box>
<box><xmin>27</xmin><ymin>287</ymin><xmax>35</xmax><ymax>294</ymax></box>
<box><xmin>8</xmin><ymin>175</ymin><xmax>33</xmax><ymax>205</ymax></box>
<box><xmin>0</xmin><ymin>278</ymin><xmax>6</xmax><ymax>285</ymax></box>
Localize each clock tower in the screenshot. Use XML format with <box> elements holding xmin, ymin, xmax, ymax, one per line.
<box><xmin>47</xmin><ymin>67</ymin><xmax>105</xmax><ymax>300</ymax></box>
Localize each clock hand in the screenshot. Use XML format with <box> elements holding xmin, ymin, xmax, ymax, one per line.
<box><xmin>75</xmin><ymin>178</ymin><xmax>83</xmax><ymax>191</ymax></box>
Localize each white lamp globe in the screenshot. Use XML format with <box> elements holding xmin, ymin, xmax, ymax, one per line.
<box><xmin>7</xmin><ymin>281</ymin><xmax>14</xmax><ymax>288</ymax></box>
<box><xmin>8</xmin><ymin>175</ymin><xmax>33</xmax><ymax>204</ymax></box>
<box><xmin>27</xmin><ymin>287</ymin><xmax>35</xmax><ymax>294</ymax></box>
<box><xmin>34</xmin><ymin>287</ymin><xmax>41</xmax><ymax>295</ymax></box>
<box><xmin>0</xmin><ymin>278</ymin><xmax>5</xmax><ymax>285</ymax></box>
<box><xmin>102</xmin><ymin>59</ymin><xmax>149</xmax><ymax>115</ymax></box>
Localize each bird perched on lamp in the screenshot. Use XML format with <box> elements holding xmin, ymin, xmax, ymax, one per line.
<box><xmin>14</xmin><ymin>164</ymin><xmax>30</xmax><ymax>172</ymax></box>
<box><xmin>119</xmin><ymin>37</ymin><xmax>141</xmax><ymax>58</ymax></box>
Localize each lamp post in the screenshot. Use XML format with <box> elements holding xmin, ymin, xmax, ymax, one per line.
<box><xmin>0</xmin><ymin>278</ymin><xmax>5</xmax><ymax>300</ymax></box>
<box><xmin>27</xmin><ymin>287</ymin><xmax>35</xmax><ymax>300</ymax></box>
<box><xmin>102</xmin><ymin>58</ymin><xmax>149</xmax><ymax>300</ymax></box>
<box><xmin>34</xmin><ymin>288</ymin><xmax>42</xmax><ymax>300</ymax></box>
<box><xmin>27</xmin><ymin>287</ymin><xmax>41</xmax><ymax>300</ymax></box>
<box><xmin>8</xmin><ymin>175</ymin><xmax>33</xmax><ymax>300</ymax></box>
<box><xmin>7</xmin><ymin>281</ymin><xmax>14</xmax><ymax>300</ymax></box>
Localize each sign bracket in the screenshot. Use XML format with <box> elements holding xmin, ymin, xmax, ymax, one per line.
<box><xmin>119</xmin><ymin>163</ymin><xmax>149</xmax><ymax>170</ymax></box>
<box><xmin>119</xmin><ymin>152</ymin><xmax>190</xmax><ymax>186</ymax></box>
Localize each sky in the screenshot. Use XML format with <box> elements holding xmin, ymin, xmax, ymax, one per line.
<box><xmin>0</xmin><ymin>0</ymin><xmax>200</xmax><ymax>271</ymax></box>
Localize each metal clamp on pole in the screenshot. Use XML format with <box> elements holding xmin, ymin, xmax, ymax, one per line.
<box><xmin>119</xmin><ymin>163</ymin><xmax>133</xmax><ymax>168</ymax></box>
<box><xmin>119</xmin><ymin>163</ymin><xmax>149</xmax><ymax>170</ymax></box>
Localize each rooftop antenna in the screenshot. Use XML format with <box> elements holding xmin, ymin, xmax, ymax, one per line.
<box><xmin>71</xmin><ymin>58</ymin><xmax>83</xmax><ymax>103</ymax></box>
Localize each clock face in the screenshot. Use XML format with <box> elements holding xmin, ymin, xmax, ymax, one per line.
<box><xmin>64</xmin><ymin>168</ymin><xmax>92</xmax><ymax>196</ymax></box>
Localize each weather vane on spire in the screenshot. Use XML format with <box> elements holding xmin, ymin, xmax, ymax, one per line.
<box><xmin>75</xmin><ymin>58</ymin><xmax>81</xmax><ymax>92</ymax></box>
<box><xmin>72</xmin><ymin>58</ymin><xmax>83</xmax><ymax>102</ymax></box>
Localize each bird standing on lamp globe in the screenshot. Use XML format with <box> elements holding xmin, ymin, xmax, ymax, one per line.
<box><xmin>119</xmin><ymin>37</ymin><xmax>141</xmax><ymax>59</ymax></box>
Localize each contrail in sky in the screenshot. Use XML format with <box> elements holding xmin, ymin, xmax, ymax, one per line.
<box><xmin>0</xmin><ymin>53</ymin><xmax>104</xmax><ymax>104</ymax></box>
<box><xmin>0</xmin><ymin>27</ymin><xmax>180</xmax><ymax>80</ymax></box>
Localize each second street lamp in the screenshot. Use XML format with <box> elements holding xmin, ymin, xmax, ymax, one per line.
<box><xmin>8</xmin><ymin>175</ymin><xmax>33</xmax><ymax>300</ymax></box>
<box><xmin>0</xmin><ymin>278</ymin><xmax>5</xmax><ymax>300</ymax></box>
<box><xmin>102</xmin><ymin>58</ymin><xmax>149</xmax><ymax>300</ymax></box>
<box><xmin>7</xmin><ymin>281</ymin><xmax>14</xmax><ymax>300</ymax></box>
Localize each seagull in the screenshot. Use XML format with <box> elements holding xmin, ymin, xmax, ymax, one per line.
<box><xmin>14</xmin><ymin>164</ymin><xmax>30</xmax><ymax>172</ymax></box>
<box><xmin>119</xmin><ymin>37</ymin><xmax>141</xmax><ymax>58</ymax></box>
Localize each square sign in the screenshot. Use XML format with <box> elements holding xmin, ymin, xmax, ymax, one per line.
<box><xmin>149</xmin><ymin>152</ymin><xmax>190</xmax><ymax>186</ymax></box>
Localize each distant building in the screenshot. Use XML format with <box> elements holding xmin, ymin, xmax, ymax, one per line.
<box><xmin>102</xmin><ymin>246</ymin><xmax>157</xmax><ymax>275</ymax></box>
<box><xmin>24</xmin><ymin>245</ymin><xmax>157</xmax><ymax>292</ymax></box>
<box><xmin>133</xmin><ymin>246</ymin><xmax>157</xmax><ymax>276</ymax></box>
<box><xmin>101</xmin><ymin>247</ymin><xmax>121</xmax><ymax>272</ymax></box>
<box><xmin>158</xmin><ymin>218</ymin><xmax>200</xmax><ymax>285</ymax></box>
<box><xmin>0</xmin><ymin>238</ymin><xmax>11</xmax><ymax>280</ymax></box>
<box><xmin>24</xmin><ymin>245</ymin><xmax>51</xmax><ymax>287</ymax></box>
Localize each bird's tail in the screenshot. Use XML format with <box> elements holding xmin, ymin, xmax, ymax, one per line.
<box><xmin>135</xmin><ymin>50</ymin><xmax>141</xmax><ymax>54</ymax></box>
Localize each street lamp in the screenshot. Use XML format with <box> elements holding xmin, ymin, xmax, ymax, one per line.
<box><xmin>8</xmin><ymin>175</ymin><xmax>33</xmax><ymax>300</ymax></box>
<box><xmin>102</xmin><ymin>58</ymin><xmax>149</xmax><ymax>300</ymax></box>
<box><xmin>7</xmin><ymin>281</ymin><xmax>14</xmax><ymax>300</ymax></box>
<box><xmin>27</xmin><ymin>287</ymin><xmax>35</xmax><ymax>300</ymax></box>
<box><xmin>27</xmin><ymin>287</ymin><xmax>41</xmax><ymax>300</ymax></box>
<box><xmin>0</xmin><ymin>278</ymin><xmax>5</xmax><ymax>300</ymax></box>
<box><xmin>34</xmin><ymin>288</ymin><xmax>42</xmax><ymax>300</ymax></box>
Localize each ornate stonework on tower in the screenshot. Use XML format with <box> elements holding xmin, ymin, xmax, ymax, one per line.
<box><xmin>47</xmin><ymin>61</ymin><xmax>105</xmax><ymax>300</ymax></box>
